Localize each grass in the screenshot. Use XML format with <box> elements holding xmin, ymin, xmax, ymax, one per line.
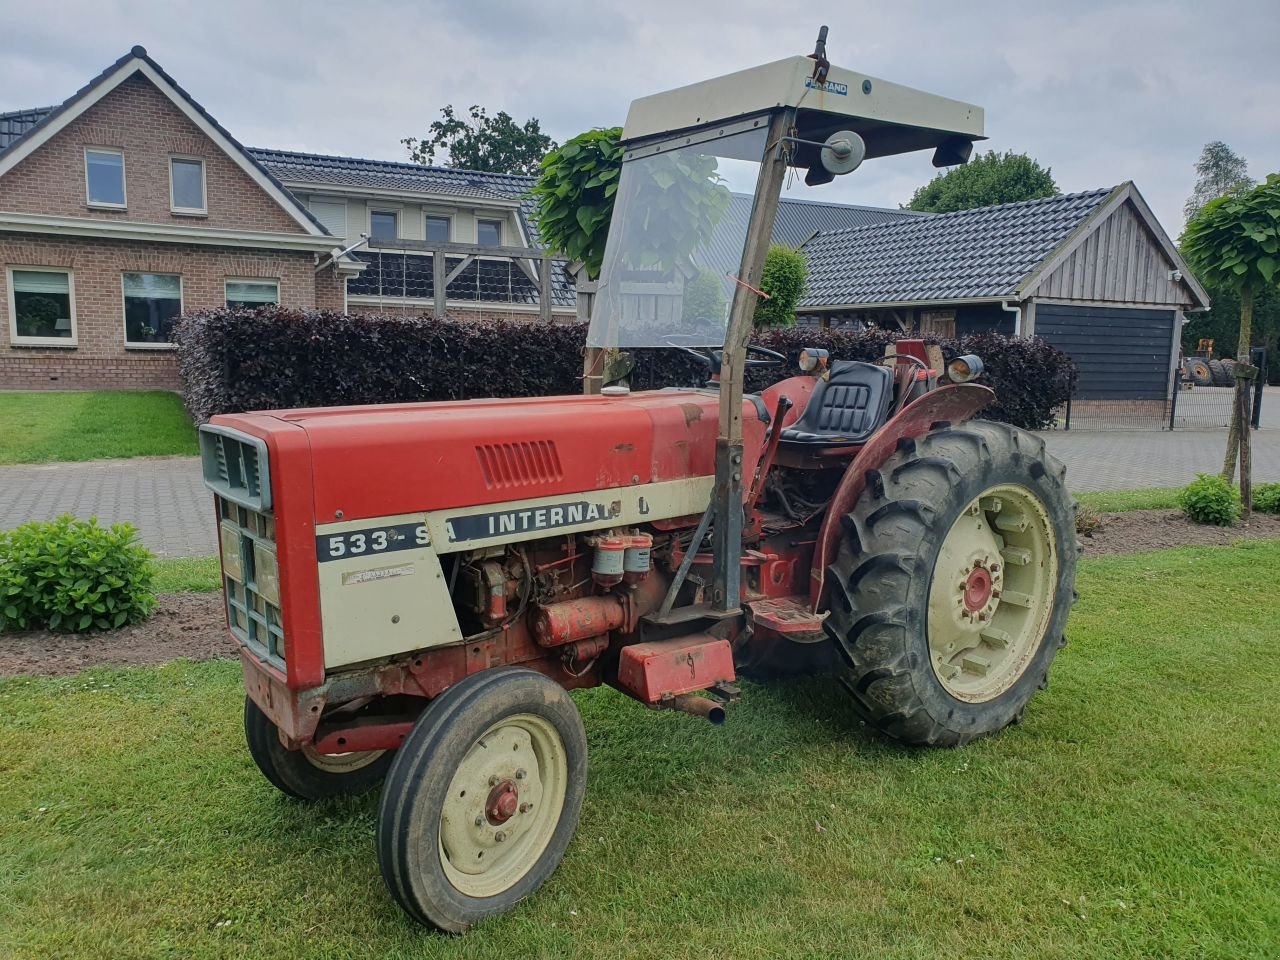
<box><xmin>1073</xmin><ymin>487</ymin><xmax>1181</xmax><ymax>513</ymax></box>
<box><xmin>0</xmin><ymin>391</ymin><xmax>198</xmax><ymax>464</ymax></box>
<box><xmin>2</xmin><ymin>543</ymin><xmax>1278</xmax><ymax>959</ymax></box>
<box><xmin>150</xmin><ymin>556</ymin><xmax>221</xmax><ymax>593</ymax></box>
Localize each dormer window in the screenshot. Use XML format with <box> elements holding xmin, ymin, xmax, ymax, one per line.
<box><xmin>170</xmin><ymin>157</ymin><xmax>207</xmax><ymax>214</ymax></box>
<box><xmin>477</xmin><ymin>218</ymin><xmax>503</xmax><ymax>246</ymax></box>
<box><xmin>85</xmin><ymin>148</ymin><xmax>125</xmax><ymax>208</ymax></box>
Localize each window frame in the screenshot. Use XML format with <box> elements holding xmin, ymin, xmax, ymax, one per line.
<box><xmin>84</xmin><ymin>147</ymin><xmax>127</xmax><ymax>209</ymax></box>
<box><xmin>6</xmin><ymin>265</ymin><xmax>77</xmax><ymax>347</ymax></box>
<box><xmin>121</xmin><ymin>271</ymin><xmax>184</xmax><ymax>350</ymax></box>
<box><xmin>477</xmin><ymin>217</ymin><xmax>505</xmax><ymax>247</ymax></box>
<box><xmin>425</xmin><ymin>214</ymin><xmax>452</xmax><ymax>244</ymax></box>
<box><xmin>224</xmin><ymin>278</ymin><xmax>280</xmax><ymax>309</ymax></box>
<box><xmin>369</xmin><ymin>208</ymin><xmax>400</xmax><ymax>242</ymax></box>
<box><xmin>169</xmin><ymin>155</ymin><xmax>208</xmax><ymax>215</ymax></box>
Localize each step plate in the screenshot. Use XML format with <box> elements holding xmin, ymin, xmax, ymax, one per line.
<box><xmin>747</xmin><ymin>596</ymin><xmax>829</xmax><ymax>643</ymax></box>
<box><xmin>618</xmin><ymin>634</ymin><xmax>736</xmax><ymax>704</ymax></box>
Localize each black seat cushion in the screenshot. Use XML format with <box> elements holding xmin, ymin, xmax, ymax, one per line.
<box><xmin>779</xmin><ymin>361</ymin><xmax>894</xmax><ymax>445</ymax></box>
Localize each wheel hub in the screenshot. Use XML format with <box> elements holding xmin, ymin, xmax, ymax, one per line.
<box><xmin>485</xmin><ymin>780</ymin><xmax>519</xmax><ymax>825</ymax></box>
<box><xmin>963</xmin><ymin>565</ymin><xmax>993</xmax><ymax>611</ymax></box>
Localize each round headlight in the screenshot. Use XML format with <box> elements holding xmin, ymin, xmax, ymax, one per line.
<box><xmin>947</xmin><ymin>354</ymin><xmax>984</xmax><ymax>383</ymax></box>
<box><xmin>799</xmin><ymin>347</ymin><xmax>829</xmax><ymax>372</ymax></box>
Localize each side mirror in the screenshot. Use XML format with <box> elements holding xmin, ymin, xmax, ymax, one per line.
<box><xmin>932</xmin><ymin>136</ymin><xmax>974</xmax><ymax>168</ymax></box>
<box><xmin>820</xmin><ymin>130</ymin><xmax>866</xmax><ymax>175</ymax></box>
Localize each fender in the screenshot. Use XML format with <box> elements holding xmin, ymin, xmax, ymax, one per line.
<box><xmin>809</xmin><ymin>383</ymin><xmax>995</xmax><ymax>610</ymax></box>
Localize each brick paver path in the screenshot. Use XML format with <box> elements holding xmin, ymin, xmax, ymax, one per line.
<box><xmin>1040</xmin><ymin>429</ymin><xmax>1279</xmax><ymax>491</ymax></box>
<box><xmin>0</xmin><ymin>456</ymin><xmax>213</xmax><ymax>557</ymax></box>
<box><xmin>0</xmin><ymin>429</ymin><xmax>1276</xmax><ymax>555</ymax></box>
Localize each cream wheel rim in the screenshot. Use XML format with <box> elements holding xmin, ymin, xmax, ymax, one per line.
<box><xmin>300</xmin><ymin>744</ymin><xmax>386</xmax><ymax>773</ymax></box>
<box><xmin>927</xmin><ymin>484</ymin><xmax>1058</xmax><ymax>703</ymax></box>
<box><xmin>438</xmin><ymin>713</ymin><xmax>568</xmax><ymax>899</ymax></box>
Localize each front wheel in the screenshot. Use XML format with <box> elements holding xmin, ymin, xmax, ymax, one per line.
<box><xmin>825</xmin><ymin>420</ymin><xmax>1077</xmax><ymax>746</ymax></box>
<box><xmin>377</xmin><ymin>667</ymin><xmax>587</xmax><ymax>932</ymax></box>
<box><xmin>243</xmin><ymin>697</ymin><xmax>392</xmax><ymax>801</ymax></box>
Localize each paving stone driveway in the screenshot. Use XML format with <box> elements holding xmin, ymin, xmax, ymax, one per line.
<box><xmin>0</xmin><ymin>456</ymin><xmax>213</xmax><ymax>557</ymax></box>
<box><xmin>0</xmin><ymin>429</ymin><xmax>1276</xmax><ymax>556</ymax></box>
<box><xmin>1040</xmin><ymin>428</ymin><xmax>1280</xmax><ymax>492</ymax></box>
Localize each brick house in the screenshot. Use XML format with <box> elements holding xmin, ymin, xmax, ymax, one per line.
<box><xmin>0</xmin><ymin>46</ymin><xmax>360</xmax><ymax>390</ymax></box>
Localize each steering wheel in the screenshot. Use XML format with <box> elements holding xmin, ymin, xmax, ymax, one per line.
<box><xmin>660</xmin><ymin>333</ymin><xmax>786</xmax><ymax>372</ymax></box>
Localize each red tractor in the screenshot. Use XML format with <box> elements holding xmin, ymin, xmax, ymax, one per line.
<box><xmin>201</xmin><ymin>31</ymin><xmax>1076</xmax><ymax>932</ymax></box>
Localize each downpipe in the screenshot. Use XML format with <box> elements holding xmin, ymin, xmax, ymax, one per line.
<box><xmin>1001</xmin><ymin>299</ymin><xmax>1022</xmax><ymax>336</ymax></box>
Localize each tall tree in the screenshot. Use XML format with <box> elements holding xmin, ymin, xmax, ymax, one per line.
<box><xmin>1182</xmin><ymin>174</ymin><xmax>1280</xmax><ymax>508</ymax></box>
<box><xmin>1183</xmin><ymin>141</ymin><xmax>1254</xmax><ymax>225</ymax></box>
<box><xmin>402</xmin><ymin>104</ymin><xmax>557</xmax><ymax>176</ymax></box>
<box><xmin>905</xmin><ymin>150</ymin><xmax>1058</xmax><ymax>213</ymax></box>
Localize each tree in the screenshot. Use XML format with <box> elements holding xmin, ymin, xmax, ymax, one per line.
<box><xmin>754</xmin><ymin>246</ymin><xmax>807</xmax><ymax>326</ymax></box>
<box><xmin>1184</xmin><ymin>141</ymin><xmax>1254</xmax><ymax>225</ymax></box>
<box><xmin>531</xmin><ymin>128</ymin><xmax>624</xmax><ymax>278</ymax></box>
<box><xmin>402</xmin><ymin>104</ymin><xmax>556</xmax><ymax>175</ymax></box>
<box><xmin>1182</xmin><ymin>174</ymin><xmax>1280</xmax><ymax>509</ymax></box>
<box><xmin>905</xmin><ymin>150</ymin><xmax>1058</xmax><ymax>213</ymax></box>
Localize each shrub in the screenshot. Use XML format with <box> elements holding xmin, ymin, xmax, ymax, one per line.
<box><xmin>1178</xmin><ymin>474</ymin><xmax>1242</xmax><ymax>526</ymax></box>
<box><xmin>1253</xmin><ymin>482</ymin><xmax>1280</xmax><ymax>514</ymax></box>
<box><xmin>755</xmin><ymin>246</ymin><xmax>808</xmax><ymax>327</ymax></box>
<box><xmin>173</xmin><ymin>308</ymin><xmax>1076</xmax><ymax>431</ymax></box>
<box><xmin>0</xmin><ymin>515</ymin><xmax>155</xmax><ymax>633</ymax></box>
<box><xmin>1075</xmin><ymin>504</ymin><xmax>1105</xmax><ymax>537</ymax></box>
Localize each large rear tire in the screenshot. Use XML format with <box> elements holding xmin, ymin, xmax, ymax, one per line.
<box><xmin>1209</xmin><ymin>358</ymin><xmax>1230</xmax><ymax>387</ymax></box>
<box><xmin>825</xmin><ymin>420</ymin><xmax>1077</xmax><ymax>746</ymax></box>
<box><xmin>244</xmin><ymin>697</ymin><xmax>392</xmax><ymax>801</ymax></box>
<box><xmin>377</xmin><ymin>667</ymin><xmax>587</xmax><ymax>932</ymax></box>
<box><xmin>1186</xmin><ymin>358</ymin><xmax>1213</xmax><ymax>386</ymax></box>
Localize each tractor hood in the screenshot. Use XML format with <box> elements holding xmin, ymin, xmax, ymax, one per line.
<box><xmin>210</xmin><ymin>390</ymin><xmax>768</xmax><ymax>525</ymax></box>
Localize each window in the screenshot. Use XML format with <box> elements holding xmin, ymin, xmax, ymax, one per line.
<box><xmin>85</xmin><ymin>148</ymin><xmax>125</xmax><ymax>207</ymax></box>
<box><xmin>225</xmin><ymin>280</ymin><xmax>280</xmax><ymax>309</ymax></box>
<box><xmin>7</xmin><ymin>267</ymin><xmax>76</xmax><ymax>346</ymax></box>
<box><xmin>370</xmin><ymin>210</ymin><xmax>398</xmax><ymax>241</ymax></box>
<box><xmin>170</xmin><ymin>157</ymin><xmax>207</xmax><ymax>213</ymax></box>
<box><xmin>123</xmin><ymin>273</ymin><xmax>182</xmax><ymax>346</ymax></box>
<box><xmin>425</xmin><ymin>215</ymin><xmax>451</xmax><ymax>243</ymax></box>
<box><xmin>477</xmin><ymin>218</ymin><xmax>503</xmax><ymax>246</ymax></box>
<box><xmin>308</xmin><ymin>198</ymin><xmax>348</xmax><ymax>238</ymax></box>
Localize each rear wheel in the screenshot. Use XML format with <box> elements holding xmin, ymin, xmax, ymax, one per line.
<box><xmin>243</xmin><ymin>697</ymin><xmax>392</xmax><ymax>801</ymax></box>
<box><xmin>825</xmin><ymin>420</ymin><xmax>1077</xmax><ymax>746</ymax></box>
<box><xmin>377</xmin><ymin>667</ymin><xmax>587</xmax><ymax>932</ymax></box>
<box><xmin>1186</xmin><ymin>358</ymin><xmax>1213</xmax><ymax>386</ymax></box>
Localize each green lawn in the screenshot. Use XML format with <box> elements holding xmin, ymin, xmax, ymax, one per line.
<box><xmin>2</xmin><ymin>543</ymin><xmax>1278</xmax><ymax>959</ymax></box>
<box><xmin>1074</xmin><ymin>487</ymin><xmax>1182</xmax><ymax>513</ymax></box>
<box><xmin>0</xmin><ymin>391</ymin><xmax>198</xmax><ymax>464</ymax></box>
<box><xmin>150</xmin><ymin>556</ymin><xmax>221</xmax><ymax>593</ymax></box>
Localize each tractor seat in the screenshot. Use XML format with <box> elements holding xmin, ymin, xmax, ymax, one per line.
<box><xmin>778</xmin><ymin>361</ymin><xmax>894</xmax><ymax>446</ymax></box>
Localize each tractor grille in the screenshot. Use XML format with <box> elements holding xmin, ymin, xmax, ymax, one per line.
<box><xmin>217</xmin><ymin>496</ymin><xmax>285</xmax><ymax>670</ymax></box>
<box><xmin>476</xmin><ymin>440</ymin><xmax>563</xmax><ymax>489</ymax></box>
<box><xmin>200</xmin><ymin>425</ymin><xmax>272</xmax><ymax>512</ymax></box>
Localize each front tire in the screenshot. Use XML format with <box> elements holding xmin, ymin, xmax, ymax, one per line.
<box><xmin>243</xmin><ymin>697</ymin><xmax>393</xmax><ymax>801</ymax></box>
<box><xmin>377</xmin><ymin>667</ymin><xmax>588</xmax><ymax>932</ymax></box>
<box><xmin>825</xmin><ymin>420</ymin><xmax>1077</xmax><ymax>746</ymax></box>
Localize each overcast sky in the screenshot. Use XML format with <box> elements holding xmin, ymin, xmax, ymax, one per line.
<box><xmin>1</xmin><ymin>0</ymin><xmax>1275</xmax><ymax>234</ymax></box>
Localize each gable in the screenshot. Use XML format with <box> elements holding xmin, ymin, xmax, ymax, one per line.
<box><xmin>1031</xmin><ymin>198</ymin><xmax>1192</xmax><ymax>307</ymax></box>
<box><xmin>0</xmin><ymin>73</ymin><xmax>311</xmax><ymax>236</ymax></box>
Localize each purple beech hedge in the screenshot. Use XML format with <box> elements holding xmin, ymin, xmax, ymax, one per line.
<box><xmin>173</xmin><ymin>308</ymin><xmax>1075</xmax><ymax>430</ymax></box>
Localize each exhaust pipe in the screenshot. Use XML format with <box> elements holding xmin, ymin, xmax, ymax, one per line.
<box><xmin>664</xmin><ymin>694</ymin><xmax>726</xmax><ymax>725</ymax></box>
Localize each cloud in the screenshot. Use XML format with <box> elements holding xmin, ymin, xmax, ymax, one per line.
<box><xmin>1</xmin><ymin>0</ymin><xmax>1275</xmax><ymax>233</ymax></box>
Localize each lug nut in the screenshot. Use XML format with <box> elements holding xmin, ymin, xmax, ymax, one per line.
<box><xmin>515</xmin><ymin>768</ymin><xmax>527</xmax><ymax>780</ymax></box>
<box><xmin>474</xmin><ymin>816</ymin><xmax>484</xmax><ymax>826</ymax></box>
<box><xmin>519</xmin><ymin>802</ymin><xmax>530</xmax><ymax>814</ymax></box>
<box><xmin>495</xmin><ymin>831</ymin><xmax>506</xmax><ymax>843</ymax></box>
<box><xmin>489</xmin><ymin>775</ymin><xmax>499</xmax><ymax>786</ymax></box>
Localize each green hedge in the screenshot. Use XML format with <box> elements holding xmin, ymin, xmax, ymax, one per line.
<box><xmin>173</xmin><ymin>308</ymin><xmax>1075</xmax><ymax>430</ymax></box>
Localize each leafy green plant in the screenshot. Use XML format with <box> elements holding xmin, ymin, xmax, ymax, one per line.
<box><xmin>1182</xmin><ymin>174</ymin><xmax>1280</xmax><ymax>485</ymax></box>
<box><xmin>680</xmin><ymin>269</ymin><xmax>727</xmax><ymax>325</ymax></box>
<box><xmin>0</xmin><ymin>515</ymin><xmax>156</xmax><ymax>632</ymax></box>
<box><xmin>531</xmin><ymin>127</ymin><xmax>624</xmax><ymax>278</ymax></box>
<box><xmin>755</xmin><ymin>245</ymin><xmax>808</xmax><ymax>327</ymax></box>
<box><xmin>1177</xmin><ymin>474</ymin><xmax>1242</xmax><ymax>526</ymax></box>
<box><xmin>1252</xmin><ymin>482</ymin><xmax>1280</xmax><ymax>515</ymax></box>
<box><xmin>906</xmin><ymin>150</ymin><xmax>1058</xmax><ymax>213</ymax></box>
